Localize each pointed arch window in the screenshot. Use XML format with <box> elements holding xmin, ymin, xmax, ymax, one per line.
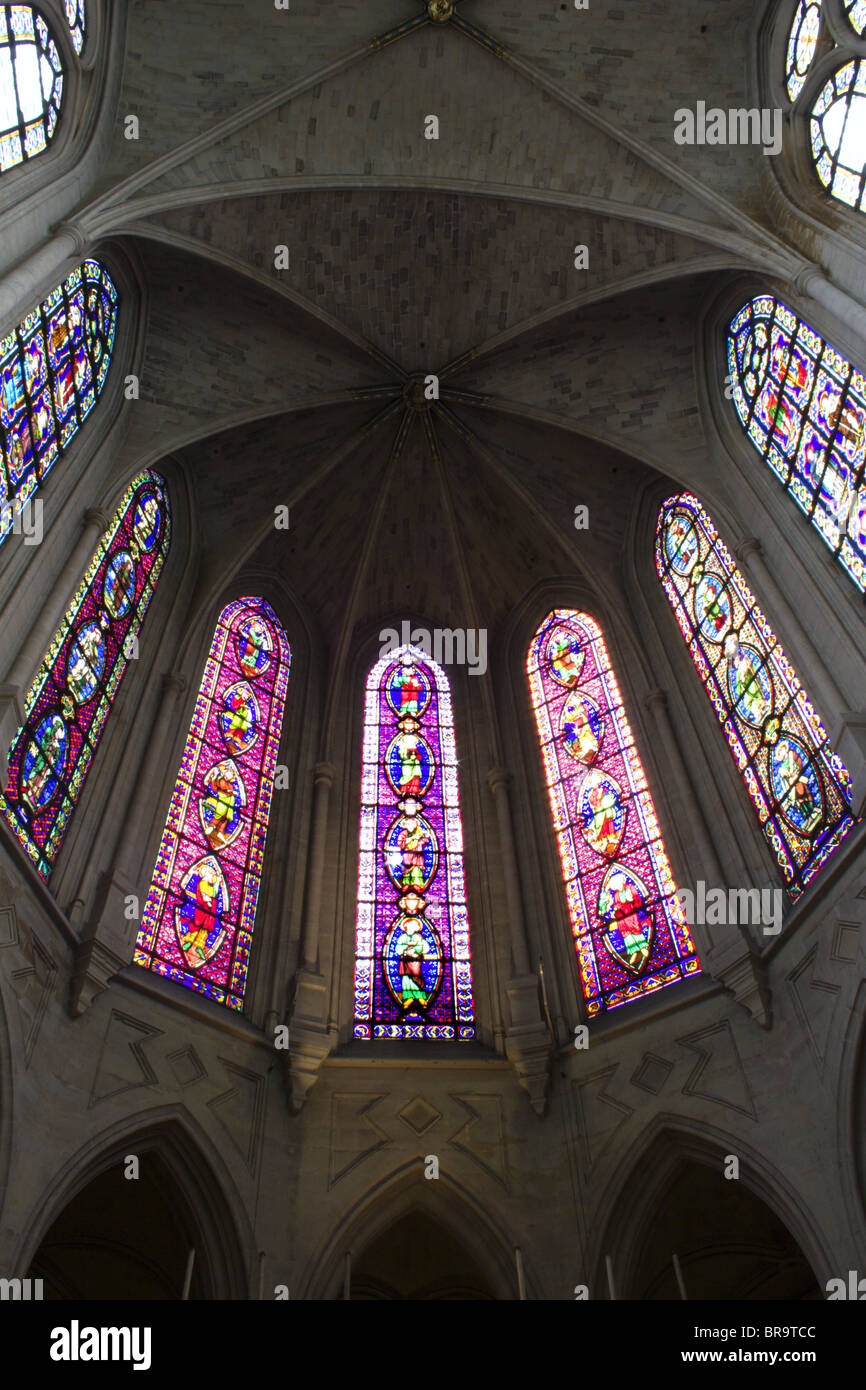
<box><xmin>656</xmin><ymin>492</ymin><xmax>855</xmax><ymax>898</ymax></box>
<box><xmin>354</xmin><ymin>645</ymin><xmax>475</xmax><ymax>1041</ymax></box>
<box><xmin>786</xmin><ymin>1</ymin><xmax>822</xmax><ymax>101</ymax></box>
<box><xmin>727</xmin><ymin>294</ymin><xmax>866</xmax><ymax>590</ymax></box>
<box><xmin>527</xmin><ymin>611</ymin><xmax>700</xmax><ymax>1017</ymax></box>
<box><xmin>63</xmin><ymin>0</ymin><xmax>85</xmax><ymax>54</ymax></box>
<box><xmin>0</xmin><ymin>5</ymin><xmax>63</xmax><ymax>172</ymax></box>
<box><xmin>1</xmin><ymin>260</ymin><xmax>118</xmax><ymax>547</ymax></box>
<box><xmin>1</xmin><ymin>470</ymin><xmax>170</xmax><ymax>877</ymax></box>
<box><xmin>134</xmin><ymin>598</ymin><xmax>290</xmax><ymax>1011</ymax></box>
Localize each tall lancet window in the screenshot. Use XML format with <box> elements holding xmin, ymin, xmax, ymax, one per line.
<box><xmin>1</xmin><ymin>470</ymin><xmax>169</xmax><ymax>877</ymax></box>
<box><xmin>354</xmin><ymin>645</ymin><xmax>475</xmax><ymax>1041</ymax></box>
<box><xmin>727</xmin><ymin>295</ymin><xmax>866</xmax><ymax>590</ymax></box>
<box><xmin>1</xmin><ymin>260</ymin><xmax>118</xmax><ymax>547</ymax></box>
<box><xmin>656</xmin><ymin>493</ymin><xmax>856</xmax><ymax>898</ymax></box>
<box><xmin>527</xmin><ymin>611</ymin><xmax>700</xmax><ymax>1017</ymax></box>
<box><xmin>134</xmin><ymin>598</ymin><xmax>290</xmax><ymax>1011</ymax></box>
<box><xmin>0</xmin><ymin>5</ymin><xmax>64</xmax><ymax>173</ymax></box>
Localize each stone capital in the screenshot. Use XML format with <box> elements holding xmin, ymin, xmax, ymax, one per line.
<box><xmin>160</xmin><ymin>672</ymin><xmax>186</xmax><ymax>698</ymax></box>
<box><xmin>734</xmin><ymin>536</ymin><xmax>763</xmax><ymax>566</ymax></box>
<box><xmin>643</xmin><ymin>687</ymin><xmax>669</xmax><ymax>714</ymax></box>
<box><xmin>0</xmin><ymin>686</ymin><xmax>26</xmax><ymax>786</ymax></box>
<box><xmin>83</xmin><ymin>507</ymin><xmax>110</xmax><ymax>533</ymax></box>
<box><xmin>487</xmin><ymin>766</ymin><xmax>512</xmax><ymax>795</ymax></box>
<box><xmin>313</xmin><ymin>761</ymin><xmax>337</xmax><ymax>788</ymax></box>
<box><xmin>55</xmin><ymin>220</ymin><xmax>89</xmax><ymax>258</ymax></box>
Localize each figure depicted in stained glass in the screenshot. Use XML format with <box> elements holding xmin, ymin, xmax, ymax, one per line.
<box><xmin>20</xmin><ymin>714</ymin><xmax>67</xmax><ymax>813</ymax></box>
<box><xmin>237</xmin><ymin>615</ymin><xmax>272</xmax><ymax>679</ymax></box>
<box><xmin>354</xmin><ymin>644</ymin><xmax>475</xmax><ymax>1040</ymax></box>
<box><xmin>598</xmin><ymin>866</ymin><xmax>653</xmax><ymax>975</ymax></box>
<box><xmin>727</xmin><ymin>643</ymin><xmax>773</xmax><ymax>727</ymax></box>
<box><xmin>66</xmin><ymin>623</ymin><xmax>105</xmax><ymax>704</ymax></box>
<box><xmin>728</xmin><ymin>296</ymin><xmax>866</xmax><ymax>589</ymax></box>
<box><xmin>656</xmin><ymin>493</ymin><xmax>856</xmax><ymax>897</ymax></box>
<box><xmin>561</xmin><ymin>692</ymin><xmax>603</xmax><ymax>765</ymax></box>
<box><xmin>1</xmin><ymin>472</ymin><xmax>170</xmax><ymax>878</ymax></box>
<box><xmin>528</xmin><ymin>610</ymin><xmax>700</xmax><ymax>1015</ymax></box>
<box><xmin>579</xmin><ymin>769</ymin><xmax>625</xmax><ymax>859</ymax></box>
<box><xmin>389</xmin><ymin>916</ymin><xmax>440</xmax><ymax>1016</ymax></box>
<box><xmin>0</xmin><ymin>262</ymin><xmax>118</xmax><ymax>547</ymax></box>
<box><xmin>134</xmin><ymin>599</ymin><xmax>290</xmax><ymax>1011</ymax></box>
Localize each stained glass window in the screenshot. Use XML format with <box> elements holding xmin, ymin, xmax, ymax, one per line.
<box><xmin>354</xmin><ymin>645</ymin><xmax>475</xmax><ymax>1041</ymax></box>
<box><xmin>134</xmin><ymin>599</ymin><xmax>290</xmax><ymax>1012</ymax></box>
<box><xmin>655</xmin><ymin>492</ymin><xmax>855</xmax><ymax>898</ymax></box>
<box><xmin>786</xmin><ymin>1</ymin><xmax>822</xmax><ymax>102</ymax></box>
<box><xmin>1</xmin><ymin>260</ymin><xmax>118</xmax><ymax>548</ymax></box>
<box><xmin>1</xmin><ymin>470</ymin><xmax>169</xmax><ymax>877</ymax></box>
<box><xmin>527</xmin><ymin>611</ymin><xmax>700</xmax><ymax>1017</ymax></box>
<box><xmin>845</xmin><ymin>0</ymin><xmax>866</xmax><ymax>36</ymax></box>
<box><xmin>0</xmin><ymin>5</ymin><xmax>63</xmax><ymax>173</ymax></box>
<box><xmin>810</xmin><ymin>59</ymin><xmax>866</xmax><ymax>210</ymax></box>
<box><xmin>63</xmin><ymin>0</ymin><xmax>84</xmax><ymax>54</ymax></box>
<box><xmin>727</xmin><ymin>294</ymin><xmax>866</xmax><ymax>590</ymax></box>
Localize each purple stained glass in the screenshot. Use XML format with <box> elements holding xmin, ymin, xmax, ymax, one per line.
<box><xmin>134</xmin><ymin>598</ymin><xmax>290</xmax><ymax>1012</ymax></box>
<box><xmin>354</xmin><ymin>645</ymin><xmax>475</xmax><ymax>1041</ymax></box>
<box><xmin>528</xmin><ymin>610</ymin><xmax>701</xmax><ymax>1016</ymax></box>
<box><xmin>1</xmin><ymin>470</ymin><xmax>169</xmax><ymax>877</ymax></box>
<box><xmin>655</xmin><ymin>492</ymin><xmax>856</xmax><ymax>898</ymax></box>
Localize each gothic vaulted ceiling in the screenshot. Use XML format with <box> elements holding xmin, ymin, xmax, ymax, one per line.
<box><xmin>84</xmin><ymin>0</ymin><xmax>802</xmax><ymax>642</ymax></box>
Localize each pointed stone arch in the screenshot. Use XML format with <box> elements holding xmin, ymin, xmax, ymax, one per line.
<box><xmin>589</xmin><ymin>1118</ymin><xmax>829</xmax><ymax>1299</ymax></box>
<box><xmin>302</xmin><ymin>1163</ymin><xmax>521</xmax><ymax>1300</ymax></box>
<box><xmin>16</xmin><ymin>1110</ymin><xmax>251</xmax><ymax>1298</ymax></box>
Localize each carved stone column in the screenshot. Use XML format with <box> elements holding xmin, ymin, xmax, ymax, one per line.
<box><xmin>795</xmin><ymin>268</ymin><xmax>866</xmax><ymax>351</ymax></box>
<box><xmin>69</xmin><ymin>672</ymin><xmax>186</xmax><ymax>1015</ymax></box>
<box><xmin>0</xmin><ymin>508</ymin><xmax>108</xmax><ymax>783</ymax></box>
<box><xmin>644</xmin><ymin>688</ymin><xmax>771</xmax><ymax>1027</ymax></box>
<box><xmin>0</xmin><ymin>223</ymin><xmax>87</xmax><ymax>335</ymax></box>
<box><xmin>488</xmin><ymin>767</ymin><xmax>551</xmax><ymax>1115</ymax></box>
<box><xmin>735</xmin><ymin>536</ymin><xmax>845</xmax><ymax>729</ymax></box>
<box><xmin>286</xmin><ymin>761</ymin><xmax>337</xmax><ymax>1112</ymax></box>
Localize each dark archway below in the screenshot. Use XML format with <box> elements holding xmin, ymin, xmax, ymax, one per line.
<box><xmin>348</xmin><ymin>1210</ymin><xmax>497</xmax><ymax>1299</ymax></box>
<box><xmin>28</xmin><ymin>1155</ymin><xmax>210</xmax><ymax>1300</ymax></box>
<box><xmin>630</xmin><ymin>1161</ymin><xmax>822</xmax><ymax>1300</ymax></box>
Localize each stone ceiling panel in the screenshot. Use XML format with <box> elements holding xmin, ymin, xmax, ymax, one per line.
<box><xmin>101</xmin><ymin>0</ymin><xmax>410</xmax><ymax>185</ymax></box>
<box><xmin>146</xmin><ymin>192</ymin><xmax>726</xmax><ymax>373</ymax></box>
<box><xmin>115</xmin><ymin>240</ymin><xmax>387</xmax><ymax>469</ymax></box>
<box><xmin>489</xmin><ymin>0</ymin><xmax>766</xmax><ymax>210</ymax></box>
<box><xmin>136</xmin><ymin>25</ymin><xmax>730</xmax><ymax>234</ymax></box>
<box><xmin>186</xmin><ymin>406</ymin><xmax>388</xmax><ymax>627</ymax></box>
<box><xmin>455</xmin><ymin>275</ymin><xmax>712</xmax><ymax>476</ymax></box>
